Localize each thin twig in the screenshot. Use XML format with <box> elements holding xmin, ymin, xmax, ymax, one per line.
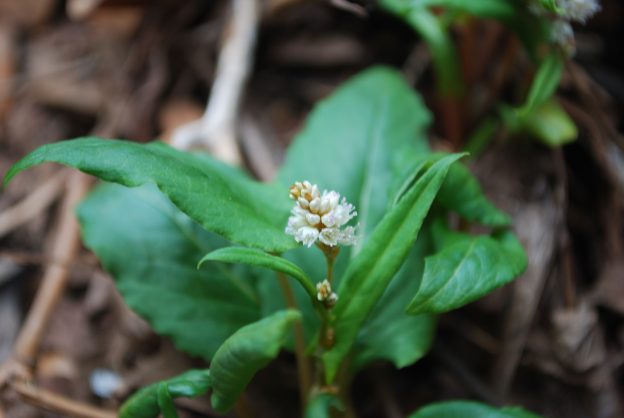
<box><xmin>328</xmin><ymin>0</ymin><xmax>367</xmax><ymax>17</ymax></box>
<box><xmin>171</xmin><ymin>0</ymin><xmax>260</xmax><ymax>165</ymax></box>
<box><xmin>13</xmin><ymin>172</ymin><xmax>91</xmax><ymax>365</ymax></box>
<box><xmin>276</xmin><ymin>272</ymin><xmax>312</xmax><ymax>405</ymax></box>
<box><xmin>491</xmin><ymin>197</ymin><xmax>559</xmax><ymax>397</ymax></box>
<box><xmin>0</xmin><ymin>170</ymin><xmax>67</xmax><ymax>239</ymax></box>
<box><xmin>9</xmin><ymin>380</ymin><xmax>116</xmax><ymax>418</ymax></box>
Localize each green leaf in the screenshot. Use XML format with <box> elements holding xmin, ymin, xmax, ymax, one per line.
<box><xmin>407</xmin><ymin>220</ymin><xmax>527</xmax><ymax>315</ymax></box>
<box><xmin>464</xmin><ymin>117</ymin><xmax>500</xmax><ymax>157</ymax></box>
<box><xmin>210</xmin><ymin>310</ymin><xmax>301</xmax><ymax>412</ymax></box>
<box><xmin>411</xmin><ymin>0</ymin><xmax>517</xmax><ymax>19</ymax></box>
<box><xmin>381</xmin><ymin>0</ymin><xmax>548</xmax><ymax>62</ymax></box>
<box><xmin>379</xmin><ymin>2</ymin><xmax>463</xmax><ymax>96</ymax></box>
<box><xmin>278</xmin><ymin>66</ymin><xmax>432</xmax><ymax>243</ymax></box>
<box><xmin>522</xmin><ymin>52</ymin><xmax>564</xmax><ymax>113</ymax></box>
<box><xmin>408</xmin><ymin>400</ymin><xmax>545</xmax><ymax>418</ymax></box>
<box><xmin>198</xmin><ymin>247</ymin><xmax>317</xmax><ymax>301</ymax></box>
<box><xmin>305</xmin><ymin>394</ymin><xmax>344</xmax><ymax>418</ymax></box>
<box><xmin>119</xmin><ymin>369</ymin><xmax>211</xmax><ymax>418</ymax></box>
<box><xmin>157</xmin><ymin>384</ymin><xmax>179</xmax><ymax>418</ymax></box>
<box><xmin>267</xmin><ymin>66</ymin><xmax>436</xmax><ymax>342</ymax></box>
<box><xmin>438</xmin><ymin>163</ymin><xmax>511</xmax><ymax>227</ymax></box>
<box><xmin>5</xmin><ymin>138</ymin><xmax>295</xmax><ymax>252</ymax></box>
<box><xmin>521</xmin><ymin>99</ymin><xmax>578</xmax><ymax>147</ymax></box>
<box><xmin>78</xmin><ymin>183</ymin><xmax>260</xmax><ymax>360</ymax></box>
<box><xmin>353</xmin><ymin>238</ymin><xmax>436</xmax><ymax>370</ymax></box>
<box><xmin>322</xmin><ymin>153</ymin><xmax>464</xmax><ymax>382</ymax></box>
<box><xmin>538</xmin><ymin>0</ymin><xmax>560</xmax><ymax>12</ymax></box>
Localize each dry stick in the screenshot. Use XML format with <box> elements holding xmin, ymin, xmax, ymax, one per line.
<box><xmin>171</xmin><ymin>0</ymin><xmax>259</xmax><ymax>165</ymax></box>
<box><xmin>328</xmin><ymin>0</ymin><xmax>367</xmax><ymax>17</ymax></box>
<box><xmin>13</xmin><ymin>172</ymin><xmax>91</xmax><ymax>365</ymax></box>
<box><xmin>491</xmin><ymin>196</ymin><xmax>559</xmax><ymax>397</ymax></box>
<box><xmin>0</xmin><ymin>170</ymin><xmax>67</xmax><ymax>239</ymax></box>
<box><xmin>0</xmin><ymin>250</ymin><xmax>79</xmax><ymax>268</ymax></box>
<box><xmin>2</xmin><ymin>173</ymin><xmax>117</xmax><ymax>418</ymax></box>
<box><xmin>276</xmin><ymin>272</ymin><xmax>312</xmax><ymax>406</ymax></box>
<box><xmin>10</xmin><ymin>380</ymin><xmax>116</xmax><ymax>418</ymax></box>
<box><xmin>553</xmin><ymin>148</ymin><xmax>578</xmax><ymax>308</ymax></box>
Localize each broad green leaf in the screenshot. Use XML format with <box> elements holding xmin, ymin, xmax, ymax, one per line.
<box><xmin>210</xmin><ymin>310</ymin><xmax>301</xmax><ymax>412</ymax></box>
<box><xmin>266</xmin><ymin>66</ymin><xmax>435</xmax><ymax>342</ymax></box>
<box><xmin>119</xmin><ymin>369</ymin><xmax>211</xmax><ymax>418</ymax></box>
<box><xmin>391</xmin><ymin>153</ymin><xmax>508</xmax><ymax>230</ymax></box>
<box><xmin>305</xmin><ymin>394</ymin><xmax>344</xmax><ymax>418</ymax></box>
<box><xmin>78</xmin><ymin>183</ymin><xmax>260</xmax><ymax>360</ymax></box>
<box><xmin>353</xmin><ymin>238</ymin><xmax>436</xmax><ymax>370</ymax></box>
<box><xmin>5</xmin><ymin>138</ymin><xmax>295</xmax><ymax>252</ymax></box>
<box><xmin>438</xmin><ymin>163</ymin><xmax>511</xmax><ymax>227</ymax></box>
<box><xmin>408</xmin><ymin>400</ymin><xmax>545</xmax><ymax>418</ymax></box>
<box><xmin>277</xmin><ymin>66</ymin><xmax>431</xmax><ymax>244</ymax></box>
<box><xmin>199</xmin><ymin>247</ymin><xmax>317</xmax><ymax>300</ymax></box>
<box><xmin>522</xmin><ymin>52</ymin><xmax>564</xmax><ymax>113</ymax></box>
<box><xmin>521</xmin><ymin>99</ymin><xmax>578</xmax><ymax>147</ymax></box>
<box><xmin>323</xmin><ymin>153</ymin><xmax>464</xmax><ymax>382</ymax></box>
<box><xmin>407</xmin><ymin>221</ymin><xmax>527</xmax><ymax>314</ymax></box>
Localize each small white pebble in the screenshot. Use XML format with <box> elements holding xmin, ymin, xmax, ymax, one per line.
<box><xmin>90</xmin><ymin>368</ymin><xmax>122</xmax><ymax>398</ymax></box>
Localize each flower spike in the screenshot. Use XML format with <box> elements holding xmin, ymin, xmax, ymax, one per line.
<box><xmin>285</xmin><ymin>181</ymin><xmax>358</xmax><ymax>248</ymax></box>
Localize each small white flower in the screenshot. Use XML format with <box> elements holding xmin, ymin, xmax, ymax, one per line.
<box><xmin>558</xmin><ymin>0</ymin><xmax>600</xmax><ymax>23</ymax></box>
<box><xmin>285</xmin><ymin>181</ymin><xmax>358</xmax><ymax>248</ymax></box>
<box><xmin>550</xmin><ymin>20</ymin><xmax>576</xmax><ymax>54</ymax></box>
<box><xmin>316</xmin><ymin>279</ymin><xmax>338</xmax><ymax>307</ymax></box>
<box><xmin>528</xmin><ymin>0</ymin><xmax>600</xmax><ymax>56</ymax></box>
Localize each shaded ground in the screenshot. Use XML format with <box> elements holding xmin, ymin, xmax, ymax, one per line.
<box><xmin>0</xmin><ymin>1</ymin><xmax>623</xmax><ymax>417</ymax></box>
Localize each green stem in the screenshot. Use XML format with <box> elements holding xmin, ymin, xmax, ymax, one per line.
<box><xmin>319</xmin><ymin>244</ymin><xmax>339</xmax><ymax>284</ymax></box>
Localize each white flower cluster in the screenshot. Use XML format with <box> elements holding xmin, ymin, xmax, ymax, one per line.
<box><xmin>316</xmin><ymin>279</ymin><xmax>338</xmax><ymax>307</ymax></box>
<box><xmin>559</xmin><ymin>0</ymin><xmax>601</xmax><ymax>23</ymax></box>
<box><xmin>529</xmin><ymin>0</ymin><xmax>601</xmax><ymax>55</ymax></box>
<box><xmin>285</xmin><ymin>181</ymin><xmax>358</xmax><ymax>248</ymax></box>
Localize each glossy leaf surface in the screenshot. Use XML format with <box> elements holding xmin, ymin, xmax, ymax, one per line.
<box><xmin>439</xmin><ymin>163</ymin><xmax>510</xmax><ymax>227</ymax></box>
<box><xmin>323</xmin><ymin>153</ymin><xmax>464</xmax><ymax>382</ymax></box>
<box><xmin>78</xmin><ymin>183</ymin><xmax>260</xmax><ymax>360</ymax></box>
<box><xmin>5</xmin><ymin>138</ymin><xmax>295</xmax><ymax>252</ymax></box>
<box><xmin>522</xmin><ymin>53</ymin><xmax>564</xmax><ymax>112</ymax></box>
<box><xmin>277</xmin><ymin>66</ymin><xmax>431</xmax><ymax>244</ymax></box>
<box><xmin>119</xmin><ymin>369</ymin><xmax>211</xmax><ymax>418</ymax></box>
<box><xmin>408</xmin><ymin>400</ymin><xmax>545</xmax><ymax>418</ymax></box>
<box><xmin>305</xmin><ymin>394</ymin><xmax>343</xmax><ymax>418</ymax></box>
<box><xmin>210</xmin><ymin>310</ymin><xmax>301</xmax><ymax>412</ymax></box>
<box><xmin>353</xmin><ymin>239</ymin><xmax>436</xmax><ymax>370</ymax></box>
<box><xmin>199</xmin><ymin>247</ymin><xmax>317</xmax><ymax>300</ymax></box>
<box><xmin>407</xmin><ymin>221</ymin><xmax>527</xmax><ymax>314</ymax></box>
<box><xmin>263</xmin><ymin>66</ymin><xmax>436</xmax><ymax>343</ymax></box>
<box><xmin>522</xmin><ymin>99</ymin><xmax>578</xmax><ymax>147</ymax></box>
